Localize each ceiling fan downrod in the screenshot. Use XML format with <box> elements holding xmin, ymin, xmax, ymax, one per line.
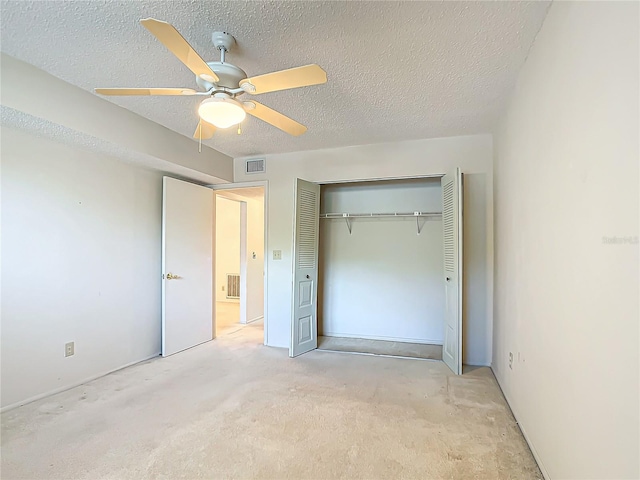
<box><xmin>212</xmin><ymin>31</ymin><xmax>236</xmax><ymax>65</ymax></box>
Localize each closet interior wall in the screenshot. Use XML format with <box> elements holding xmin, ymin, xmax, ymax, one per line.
<box><xmin>318</xmin><ymin>178</ymin><xmax>445</xmax><ymax>345</ymax></box>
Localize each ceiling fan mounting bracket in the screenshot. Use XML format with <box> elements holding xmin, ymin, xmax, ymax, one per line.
<box><xmin>211</xmin><ymin>31</ymin><xmax>236</xmax><ymax>53</ymax></box>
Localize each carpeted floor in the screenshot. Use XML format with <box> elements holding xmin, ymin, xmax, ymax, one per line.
<box><xmin>216</xmin><ymin>301</ymin><xmax>241</xmax><ymax>336</ymax></box>
<box><xmin>1</xmin><ymin>322</ymin><xmax>542</xmax><ymax>479</ymax></box>
<box><xmin>318</xmin><ymin>335</ymin><xmax>443</xmax><ymax>360</ymax></box>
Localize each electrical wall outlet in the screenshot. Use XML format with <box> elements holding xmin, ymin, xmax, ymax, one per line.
<box><xmin>509</xmin><ymin>352</ymin><xmax>513</xmax><ymax>369</ymax></box>
<box><xmin>65</xmin><ymin>342</ymin><xmax>75</xmax><ymax>357</ymax></box>
<box><xmin>273</xmin><ymin>250</ymin><xmax>282</xmax><ymax>260</ymax></box>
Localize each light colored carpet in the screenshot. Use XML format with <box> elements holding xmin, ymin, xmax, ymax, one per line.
<box><xmin>1</xmin><ymin>322</ymin><xmax>542</xmax><ymax>480</ymax></box>
<box><xmin>318</xmin><ymin>335</ymin><xmax>443</xmax><ymax>360</ymax></box>
<box><xmin>216</xmin><ymin>301</ymin><xmax>241</xmax><ymax>336</ymax></box>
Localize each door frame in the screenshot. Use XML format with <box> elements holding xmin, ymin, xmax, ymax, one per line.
<box><xmin>299</xmin><ymin>173</ymin><xmax>464</xmax><ymax>370</ymax></box>
<box><xmin>211</xmin><ymin>181</ymin><xmax>269</xmax><ymax>345</ymax></box>
<box><xmin>317</xmin><ymin>173</ymin><xmax>444</xmax><ymax>185</ymax></box>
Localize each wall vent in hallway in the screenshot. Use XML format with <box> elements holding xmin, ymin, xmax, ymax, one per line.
<box><xmin>226</xmin><ymin>274</ymin><xmax>240</xmax><ymax>299</ymax></box>
<box><xmin>245</xmin><ymin>158</ymin><xmax>265</xmax><ymax>174</ymax></box>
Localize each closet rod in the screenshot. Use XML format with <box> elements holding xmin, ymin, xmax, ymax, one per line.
<box><xmin>319</xmin><ymin>212</ymin><xmax>442</xmax><ymax>235</ymax></box>
<box><xmin>319</xmin><ymin>212</ymin><xmax>442</xmax><ymax>218</ymax></box>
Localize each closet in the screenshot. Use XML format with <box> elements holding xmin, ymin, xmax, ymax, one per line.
<box><xmin>316</xmin><ymin>178</ymin><xmax>445</xmax><ymax>359</ymax></box>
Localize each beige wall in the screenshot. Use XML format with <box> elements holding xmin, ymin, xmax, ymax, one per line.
<box><xmin>215</xmin><ymin>197</ymin><xmax>241</xmax><ymax>304</ymax></box>
<box><xmin>493</xmin><ymin>2</ymin><xmax>639</xmax><ymax>478</ymax></box>
<box><xmin>1</xmin><ymin>53</ymin><xmax>233</xmax><ymax>183</ymax></box>
<box><xmin>1</xmin><ymin>127</ymin><xmax>163</xmax><ymax>409</ymax></box>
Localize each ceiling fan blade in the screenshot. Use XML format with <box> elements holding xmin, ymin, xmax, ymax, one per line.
<box><xmin>193</xmin><ymin>120</ymin><xmax>216</xmax><ymax>139</ymax></box>
<box><xmin>140</xmin><ymin>18</ymin><xmax>219</xmax><ymax>83</ymax></box>
<box><xmin>245</xmin><ymin>101</ymin><xmax>307</xmax><ymax>136</ymax></box>
<box><xmin>240</xmin><ymin>64</ymin><xmax>327</xmax><ymax>94</ymax></box>
<box><xmin>95</xmin><ymin>88</ymin><xmax>198</xmax><ymax>96</ymax></box>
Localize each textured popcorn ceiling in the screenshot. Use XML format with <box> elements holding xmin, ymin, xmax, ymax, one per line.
<box><xmin>1</xmin><ymin>1</ymin><xmax>550</xmax><ymax>158</ymax></box>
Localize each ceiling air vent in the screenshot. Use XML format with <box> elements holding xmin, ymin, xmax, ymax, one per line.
<box><xmin>245</xmin><ymin>158</ymin><xmax>266</xmax><ymax>175</ymax></box>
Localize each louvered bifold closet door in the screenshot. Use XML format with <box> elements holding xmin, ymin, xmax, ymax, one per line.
<box><xmin>441</xmin><ymin>168</ymin><xmax>463</xmax><ymax>374</ymax></box>
<box><xmin>290</xmin><ymin>179</ymin><xmax>321</xmax><ymax>357</ymax></box>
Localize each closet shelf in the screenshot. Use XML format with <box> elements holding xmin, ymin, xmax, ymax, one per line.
<box><xmin>320</xmin><ymin>212</ymin><xmax>441</xmax><ymax>218</ymax></box>
<box><xmin>320</xmin><ymin>212</ymin><xmax>442</xmax><ymax>235</ymax></box>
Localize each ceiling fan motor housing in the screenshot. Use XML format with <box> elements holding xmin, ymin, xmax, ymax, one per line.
<box><xmin>196</xmin><ymin>61</ymin><xmax>247</xmax><ymax>91</ymax></box>
<box><xmin>195</xmin><ymin>32</ymin><xmax>244</xmax><ymax>91</ymax></box>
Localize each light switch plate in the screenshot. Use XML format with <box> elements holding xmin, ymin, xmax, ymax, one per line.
<box><xmin>273</xmin><ymin>250</ymin><xmax>282</xmax><ymax>260</ymax></box>
<box><xmin>65</xmin><ymin>342</ymin><xmax>75</xmax><ymax>357</ymax></box>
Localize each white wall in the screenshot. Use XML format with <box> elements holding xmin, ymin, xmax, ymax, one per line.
<box><xmin>1</xmin><ymin>126</ymin><xmax>163</xmax><ymax>409</ymax></box>
<box><xmin>1</xmin><ymin>54</ymin><xmax>233</xmax><ymax>183</ymax></box>
<box><xmin>215</xmin><ymin>197</ymin><xmax>241</xmax><ymax>303</ymax></box>
<box><xmin>234</xmin><ymin>134</ymin><xmax>493</xmax><ymax>365</ymax></box>
<box><xmin>246</xmin><ymin>196</ymin><xmax>265</xmax><ymax>322</ymax></box>
<box><xmin>492</xmin><ymin>2</ymin><xmax>639</xmax><ymax>479</ymax></box>
<box><xmin>319</xmin><ymin>179</ymin><xmax>444</xmax><ymax>344</ymax></box>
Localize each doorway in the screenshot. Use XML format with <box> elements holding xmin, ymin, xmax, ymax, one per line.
<box><xmin>289</xmin><ymin>170</ymin><xmax>463</xmax><ymax>374</ymax></box>
<box><xmin>213</xmin><ymin>186</ymin><xmax>266</xmax><ymax>341</ymax></box>
<box><xmin>161</xmin><ymin>178</ymin><xmax>268</xmax><ymax>357</ymax></box>
<box><xmin>316</xmin><ymin>178</ymin><xmax>445</xmax><ymax>361</ymax></box>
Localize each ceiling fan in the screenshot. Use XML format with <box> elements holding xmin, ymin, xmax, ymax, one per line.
<box><xmin>95</xmin><ymin>18</ymin><xmax>327</xmax><ymax>139</ymax></box>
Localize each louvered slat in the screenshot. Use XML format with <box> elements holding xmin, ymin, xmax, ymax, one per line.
<box><xmin>297</xmin><ymin>189</ymin><xmax>318</xmax><ymax>269</ymax></box>
<box><xmin>443</xmin><ymin>181</ymin><xmax>455</xmax><ymax>273</ymax></box>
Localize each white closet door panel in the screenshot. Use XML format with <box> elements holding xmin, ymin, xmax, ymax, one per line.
<box><xmin>441</xmin><ymin>168</ymin><xmax>463</xmax><ymax>374</ymax></box>
<box><xmin>290</xmin><ymin>179</ymin><xmax>320</xmax><ymax>357</ymax></box>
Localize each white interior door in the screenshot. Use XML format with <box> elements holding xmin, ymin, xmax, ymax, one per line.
<box><xmin>162</xmin><ymin>177</ymin><xmax>214</xmax><ymax>357</ymax></box>
<box><xmin>441</xmin><ymin>168</ymin><xmax>463</xmax><ymax>374</ymax></box>
<box><xmin>290</xmin><ymin>179</ymin><xmax>320</xmax><ymax>357</ymax></box>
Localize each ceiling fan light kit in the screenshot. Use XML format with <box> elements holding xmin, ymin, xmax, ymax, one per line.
<box><xmin>198</xmin><ymin>94</ymin><xmax>246</xmax><ymax>129</ymax></box>
<box><xmin>95</xmin><ymin>19</ymin><xmax>328</xmax><ymax>141</ymax></box>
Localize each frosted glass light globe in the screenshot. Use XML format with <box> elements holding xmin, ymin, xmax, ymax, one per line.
<box><xmin>198</xmin><ymin>97</ymin><xmax>246</xmax><ymax>129</ymax></box>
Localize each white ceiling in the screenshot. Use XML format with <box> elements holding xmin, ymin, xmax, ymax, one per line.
<box><xmin>1</xmin><ymin>1</ymin><xmax>550</xmax><ymax>159</ymax></box>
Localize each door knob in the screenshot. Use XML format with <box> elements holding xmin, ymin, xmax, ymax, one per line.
<box><xmin>306</xmin><ymin>274</ymin><xmax>310</xmax><ymax>279</ymax></box>
<box><xmin>446</xmin><ymin>277</ymin><xmax>451</xmax><ymax>281</ymax></box>
<box><xmin>167</xmin><ymin>273</ymin><xmax>180</xmax><ymax>280</ymax></box>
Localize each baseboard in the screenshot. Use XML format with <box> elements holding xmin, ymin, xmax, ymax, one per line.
<box><xmin>490</xmin><ymin>365</ymin><xmax>550</xmax><ymax>480</ymax></box>
<box><xmin>463</xmin><ymin>362</ymin><xmax>492</xmax><ymax>368</ymax></box>
<box><xmin>0</xmin><ymin>353</ymin><xmax>160</xmax><ymax>413</ymax></box>
<box><xmin>316</xmin><ymin>348</ymin><xmax>442</xmax><ymax>363</ymax></box>
<box><xmin>247</xmin><ymin>315</ymin><xmax>263</xmax><ymax>324</ymax></box>
<box><xmin>321</xmin><ymin>331</ymin><xmax>443</xmax><ymax>345</ymax></box>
